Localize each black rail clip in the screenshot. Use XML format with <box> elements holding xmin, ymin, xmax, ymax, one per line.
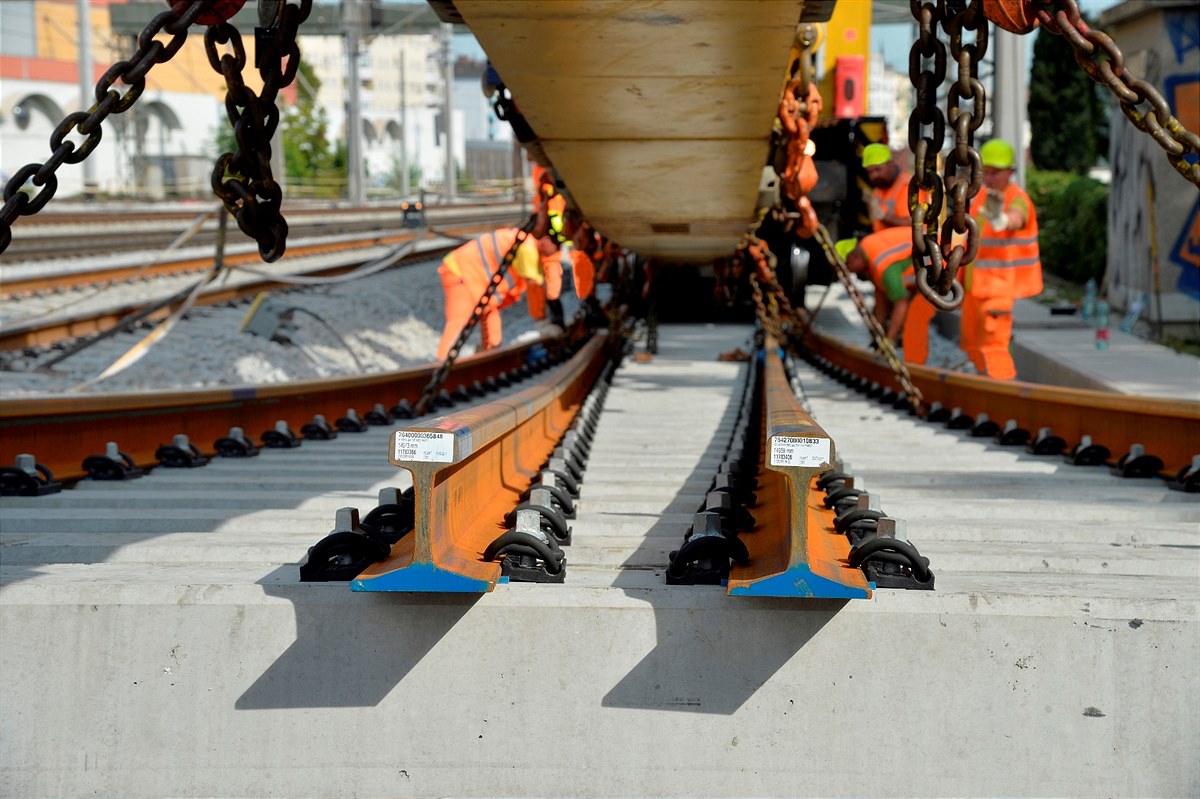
<box><xmin>299</xmin><ymin>507</ymin><xmax>390</xmax><ymax>582</ymax></box>
<box><xmin>261</xmin><ymin>420</ymin><xmax>302</xmax><ymax>449</ymax></box>
<box><xmin>335</xmin><ymin>408</ymin><xmax>369</xmax><ymax>433</ymax></box>
<box><xmin>1169</xmin><ymin>456</ymin><xmax>1200</xmax><ymax>493</ymax></box>
<box><xmin>214</xmin><ymin>427</ymin><xmax>260</xmax><ymax>458</ymax></box>
<box><xmin>81</xmin><ymin>442</ymin><xmax>144</xmax><ymax>481</ymax></box>
<box><xmin>301</xmin><ymin>414</ymin><xmax>338</xmax><ymax>441</ymax></box>
<box><xmin>155</xmin><ymin>434</ymin><xmax>209</xmax><ymax>468</ymax></box>
<box><xmin>849</xmin><ymin>519</ymin><xmax>935</xmax><ymax>591</ymax></box>
<box><xmin>1109</xmin><ymin>443</ymin><xmax>1164</xmax><ymax>479</ymax></box>
<box><xmin>667</xmin><ymin>511</ymin><xmax>749</xmax><ymax>586</ymax></box>
<box><xmin>485</xmin><ymin>508</ymin><xmax>566</xmax><ymax>583</ymax></box>
<box><xmin>0</xmin><ymin>454</ymin><xmax>62</xmax><ymax>496</ymax></box>
<box><xmin>1065</xmin><ymin>435</ymin><xmax>1110</xmax><ymax>466</ymax></box>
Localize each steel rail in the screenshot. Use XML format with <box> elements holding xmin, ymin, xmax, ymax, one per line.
<box><xmin>726</xmin><ymin>337</ymin><xmax>871</xmax><ymax>598</ymax></box>
<box><xmin>0</xmin><ymin>223</ymin><xmax>499</xmax><ymax>351</ymax></box>
<box><xmin>0</xmin><ymin>338</ymin><xmax>550</xmax><ymax>484</ymax></box>
<box><xmin>1</xmin><ymin>203</ymin><xmax>521</xmax><ymax>261</ymax></box>
<box><xmin>352</xmin><ymin>334</ymin><xmax>608</xmax><ymax>593</ymax></box>
<box><xmin>8</xmin><ymin>199</ymin><xmax>516</xmax><ymax>228</ymax></box>
<box><xmin>804</xmin><ymin>329</ymin><xmax>1200</xmax><ymax>476</ymax></box>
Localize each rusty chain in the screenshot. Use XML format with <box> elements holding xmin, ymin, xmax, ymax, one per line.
<box><xmin>413</xmin><ymin>216</ymin><xmax>538</xmax><ymax>416</ymax></box>
<box><xmin>206</xmin><ymin>0</ymin><xmax>312</xmax><ymax>262</ymax></box>
<box><xmin>1032</xmin><ymin>0</ymin><xmax>1200</xmax><ymax>186</ymax></box>
<box><xmin>908</xmin><ymin>0</ymin><xmax>985</xmax><ymax>312</ymax></box>
<box><xmin>0</xmin><ymin>1</ymin><xmax>205</xmax><ymax>255</ymax></box>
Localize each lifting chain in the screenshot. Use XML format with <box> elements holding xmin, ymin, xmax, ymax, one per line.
<box><xmin>813</xmin><ymin>225</ymin><xmax>927</xmax><ymax>410</ymax></box>
<box><xmin>0</xmin><ymin>1</ymin><xmax>206</xmax><ymax>255</ymax></box>
<box><xmin>1029</xmin><ymin>0</ymin><xmax>1200</xmax><ymax>186</ymax></box>
<box><xmin>206</xmin><ymin>0</ymin><xmax>313</xmax><ymax>262</ymax></box>
<box><xmin>413</xmin><ymin>216</ymin><xmax>538</xmax><ymax>417</ymax></box>
<box><xmin>907</xmin><ymin>0</ymin><xmax>986</xmax><ymax>312</ymax></box>
<box><xmin>777</xmin><ymin>25</ymin><xmax>823</xmax><ymax>238</ymax></box>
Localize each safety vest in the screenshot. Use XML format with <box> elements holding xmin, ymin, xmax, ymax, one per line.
<box><xmin>872</xmin><ymin>170</ymin><xmax>914</xmax><ymax>233</ymax></box>
<box><xmin>966</xmin><ymin>182</ymin><xmax>1042</xmax><ymax>299</ymax></box>
<box><xmin>440</xmin><ymin>228</ymin><xmax>527</xmax><ymax>301</ymax></box>
<box><xmin>861</xmin><ymin>226</ymin><xmax>914</xmax><ymax>302</ymax></box>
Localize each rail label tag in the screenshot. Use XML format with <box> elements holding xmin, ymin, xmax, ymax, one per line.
<box><xmin>394</xmin><ymin>431</ymin><xmax>454</xmax><ymax>463</ymax></box>
<box><xmin>769</xmin><ymin>435</ymin><xmax>830</xmax><ymax>468</ymax></box>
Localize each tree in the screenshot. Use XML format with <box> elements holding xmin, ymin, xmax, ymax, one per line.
<box><xmin>282</xmin><ymin>60</ymin><xmax>337</xmax><ymax>180</ymax></box>
<box><xmin>1027</xmin><ymin>21</ymin><xmax>1108</xmax><ymax>174</ymax></box>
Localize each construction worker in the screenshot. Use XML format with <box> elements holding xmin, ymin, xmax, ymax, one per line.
<box><xmin>436</xmin><ymin>228</ymin><xmax>546</xmax><ymax>359</ymax></box>
<box><xmin>838</xmin><ymin>227</ymin><xmax>936</xmax><ymax>364</ymax></box>
<box><xmin>570</xmin><ymin>221</ymin><xmax>597</xmax><ymax>302</ymax></box>
<box><xmin>526</xmin><ymin>161</ymin><xmax>566</xmax><ymax>327</ymax></box>
<box><xmin>961</xmin><ymin>138</ymin><xmax>1043</xmax><ymax>380</ymax></box>
<box><xmin>862</xmin><ymin>143</ymin><xmax>914</xmax><ymax>233</ymax></box>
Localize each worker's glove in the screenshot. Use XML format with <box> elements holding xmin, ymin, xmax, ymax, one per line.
<box><xmin>983</xmin><ymin>189</ymin><xmax>1007</xmax><ymax>231</ymax></box>
<box><xmin>866</xmin><ymin>193</ymin><xmax>884</xmax><ymax>222</ymax></box>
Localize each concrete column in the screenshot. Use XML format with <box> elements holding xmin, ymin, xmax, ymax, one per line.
<box><xmin>441</xmin><ymin>22</ymin><xmax>455</xmax><ymax>201</ymax></box>
<box><xmin>77</xmin><ymin>0</ymin><xmax>96</xmax><ymax>196</ymax></box>
<box><xmin>400</xmin><ymin>55</ymin><xmax>409</xmax><ymax>197</ymax></box>
<box><xmin>344</xmin><ymin>0</ymin><xmax>365</xmax><ymax>205</ymax></box>
<box><xmin>992</xmin><ymin>28</ymin><xmax>1027</xmax><ymax>187</ymax></box>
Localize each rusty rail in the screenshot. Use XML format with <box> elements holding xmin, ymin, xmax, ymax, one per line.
<box><xmin>804</xmin><ymin>330</ymin><xmax>1200</xmax><ymax>476</ymax></box>
<box><xmin>352</xmin><ymin>334</ymin><xmax>608</xmax><ymax>593</ymax></box>
<box><xmin>726</xmin><ymin>338</ymin><xmax>871</xmax><ymax>599</ymax></box>
<box><xmin>0</xmin><ymin>339</ymin><xmax>548</xmax><ymax>483</ymax></box>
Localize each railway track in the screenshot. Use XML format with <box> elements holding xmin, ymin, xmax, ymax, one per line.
<box><xmin>0</xmin><ymin>206</ymin><xmax>523</xmax><ymax>352</ymax></box>
<box><xmin>1</xmin><ymin>322</ymin><xmax>1195</xmax><ymax>796</ymax></box>
<box><xmin>1</xmin><ymin>201</ymin><xmax>518</xmax><ymax>262</ymax></box>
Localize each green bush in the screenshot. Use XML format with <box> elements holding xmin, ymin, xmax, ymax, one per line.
<box><xmin>1026</xmin><ymin>168</ymin><xmax>1108</xmax><ymax>284</ymax></box>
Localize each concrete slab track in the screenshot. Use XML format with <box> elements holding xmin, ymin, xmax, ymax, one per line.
<box><xmin>1</xmin><ymin>324</ymin><xmax>1197</xmax><ymax>798</ymax></box>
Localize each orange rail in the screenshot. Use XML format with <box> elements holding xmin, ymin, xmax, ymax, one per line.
<box><xmin>807</xmin><ymin>330</ymin><xmax>1200</xmax><ymax>475</ymax></box>
<box><xmin>352</xmin><ymin>335</ymin><xmax>607</xmax><ymax>592</ymax></box>
<box><xmin>0</xmin><ymin>339</ymin><xmax>546</xmax><ymax>483</ymax></box>
<box><xmin>727</xmin><ymin>338</ymin><xmax>871</xmax><ymax>598</ymax></box>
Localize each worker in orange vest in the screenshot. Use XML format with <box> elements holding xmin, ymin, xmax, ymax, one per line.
<box><xmin>838</xmin><ymin>226</ymin><xmax>936</xmax><ymax>363</ymax></box>
<box><xmin>862</xmin><ymin>143</ymin><xmax>914</xmax><ymax>233</ymax></box>
<box><xmin>570</xmin><ymin>220</ymin><xmax>598</xmax><ymax>302</ymax></box>
<box><xmin>435</xmin><ymin>228</ymin><xmax>549</xmax><ymax>359</ymax></box>
<box><xmin>526</xmin><ymin>162</ymin><xmax>566</xmax><ymax>327</ymax></box>
<box><xmin>961</xmin><ymin>139</ymin><xmax>1043</xmax><ymax>380</ymax></box>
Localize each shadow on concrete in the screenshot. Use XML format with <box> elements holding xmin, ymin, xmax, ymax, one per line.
<box><xmin>237</xmin><ymin>568</ymin><xmax>479</xmax><ymax>709</ymax></box>
<box><xmin>599</xmin><ymin>346</ymin><xmax>850</xmax><ymax>714</ymax></box>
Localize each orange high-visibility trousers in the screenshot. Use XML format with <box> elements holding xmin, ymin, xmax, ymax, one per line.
<box><xmin>438</xmin><ymin>269</ymin><xmax>502</xmax><ymax>359</ymax></box>
<box><xmin>961</xmin><ymin>294</ymin><xmax>1016</xmax><ymax>379</ymax></box>
<box><xmin>572</xmin><ymin>249</ymin><xmax>595</xmax><ymax>300</ymax></box>
<box><xmin>527</xmin><ymin>252</ymin><xmax>562</xmax><ymax>320</ymax></box>
<box><xmin>902</xmin><ymin>294</ymin><xmax>936</xmax><ymax>365</ymax></box>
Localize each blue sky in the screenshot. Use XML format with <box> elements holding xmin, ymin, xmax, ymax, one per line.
<box><xmin>872</xmin><ymin>0</ymin><xmax>1124</xmax><ymax>72</ymax></box>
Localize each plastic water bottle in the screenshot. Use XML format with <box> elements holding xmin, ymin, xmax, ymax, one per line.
<box><xmin>1082</xmin><ymin>278</ymin><xmax>1097</xmax><ymax>321</ymax></box>
<box><xmin>1119</xmin><ymin>292</ymin><xmax>1148</xmax><ymax>333</ymax></box>
<box><xmin>1095</xmin><ymin>299</ymin><xmax>1110</xmax><ymax>351</ymax></box>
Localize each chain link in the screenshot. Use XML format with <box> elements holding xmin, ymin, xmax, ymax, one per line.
<box><xmin>0</xmin><ymin>2</ymin><xmax>204</xmax><ymax>254</ymax></box>
<box><xmin>1033</xmin><ymin>0</ymin><xmax>1200</xmax><ymax>186</ymax></box>
<box><xmin>206</xmin><ymin>0</ymin><xmax>312</xmax><ymax>263</ymax></box>
<box><xmin>413</xmin><ymin>217</ymin><xmax>538</xmax><ymax>416</ymax></box>
<box><xmin>907</xmin><ymin>0</ymin><xmax>986</xmax><ymax>312</ymax></box>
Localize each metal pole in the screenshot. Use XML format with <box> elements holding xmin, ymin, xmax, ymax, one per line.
<box><xmin>77</xmin><ymin>0</ymin><xmax>96</xmax><ymax>196</ymax></box>
<box><xmin>441</xmin><ymin>22</ymin><xmax>455</xmax><ymax>202</ymax></box>
<box><xmin>344</xmin><ymin>0</ymin><xmax>365</xmax><ymax>205</ymax></box>
<box><xmin>400</xmin><ymin>55</ymin><xmax>410</xmax><ymax>197</ymax></box>
<box><xmin>992</xmin><ymin>28</ymin><xmax>1027</xmax><ymax>186</ymax></box>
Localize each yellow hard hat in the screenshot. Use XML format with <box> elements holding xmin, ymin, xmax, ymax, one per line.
<box><xmin>980</xmin><ymin>139</ymin><xmax>1016</xmax><ymax>169</ymax></box>
<box><xmin>510</xmin><ymin>240</ymin><xmax>544</xmax><ymax>285</ymax></box>
<box><xmin>835</xmin><ymin>238</ymin><xmax>857</xmax><ymax>260</ymax></box>
<box><xmin>862</xmin><ymin>143</ymin><xmax>892</xmax><ymax>168</ymax></box>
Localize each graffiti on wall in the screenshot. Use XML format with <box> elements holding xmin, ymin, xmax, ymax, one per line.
<box><xmin>1163</xmin><ymin>10</ymin><xmax>1200</xmax><ymax>301</ymax></box>
<box><xmin>1108</xmin><ymin>12</ymin><xmax>1200</xmax><ymax>309</ymax></box>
